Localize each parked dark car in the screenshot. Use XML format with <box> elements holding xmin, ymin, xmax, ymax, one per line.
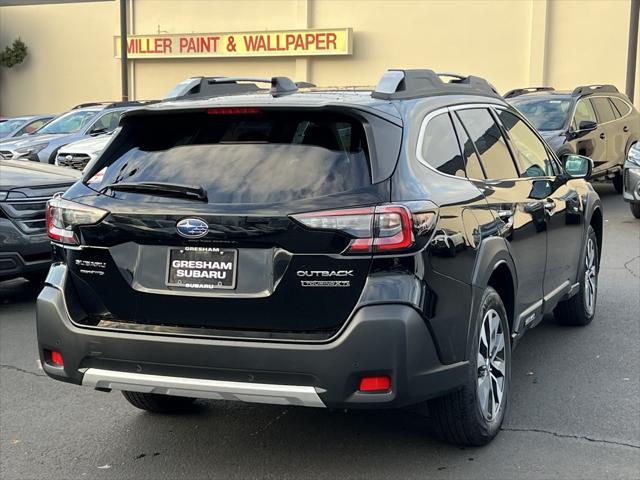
<box><xmin>37</xmin><ymin>71</ymin><xmax>602</xmax><ymax>446</ymax></box>
<box><xmin>0</xmin><ymin>160</ymin><xmax>80</xmax><ymax>282</ymax></box>
<box><xmin>506</xmin><ymin>85</ymin><xmax>640</xmax><ymax>193</ymax></box>
<box><xmin>0</xmin><ymin>115</ymin><xmax>55</xmax><ymax>141</ymax></box>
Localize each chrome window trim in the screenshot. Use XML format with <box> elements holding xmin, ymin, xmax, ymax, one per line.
<box><xmin>415</xmin><ymin>102</ymin><xmax>559</xmax><ymax>182</ymax></box>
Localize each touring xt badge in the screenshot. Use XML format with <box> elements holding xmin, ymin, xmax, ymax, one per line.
<box><xmin>296</xmin><ymin>270</ymin><xmax>353</xmax><ymax>288</ymax></box>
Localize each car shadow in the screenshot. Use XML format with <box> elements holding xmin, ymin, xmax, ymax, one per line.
<box><xmin>103</xmin><ymin>401</ymin><xmax>471</xmax><ymax>476</ymax></box>
<box><xmin>0</xmin><ymin>277</ymin><xmax>43</xmax><ymax>306</ymax></box>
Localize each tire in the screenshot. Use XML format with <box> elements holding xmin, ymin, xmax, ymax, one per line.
<box><xmin>613</xmin><ymin>173</ymin><xmax>624</xmax><ymax>194</ymax></box>
<box><xmin>428</xmin><ymin>286</ymin><xmax>511</xmax><ymax>446</ymax></box>
<box><xmin>554</xmin><ymin>225</ymin><xmax>599</xmax><ymax>326</ymax></box>
<box><xmin>631</xmin><ymin>202</ymin><xmax>640</xmax><ymax>219</ymax></box>
<box><xmin>121</xmin><ymin>391</ymin><xmax>197</xmax><ymax>413</ymax></box>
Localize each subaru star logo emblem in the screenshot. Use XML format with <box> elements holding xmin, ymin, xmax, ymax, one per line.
<box><xmin>176</xmin><ymin>218</ymin><xmax>209</xmax><ymax>238</ymax></box>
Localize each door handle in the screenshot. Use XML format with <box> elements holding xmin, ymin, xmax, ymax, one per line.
<box><xmin>623</xmin><ymin>126</ymin><xmax>629</xmax><ymax>132</ymax></box>
<box><xmin>599</xmin><ymin>132</ymin><xmax>606</xmax><ymax>139</ymax></box>
<box><xmin>497</xmin><ymin>209</ymin><xmax>513</xmax><ymax>220</ymax></box>
<box><xmin>523</xmin><ymin>202</ymin><xmax>543</xmax><ymax>214</ymax></box>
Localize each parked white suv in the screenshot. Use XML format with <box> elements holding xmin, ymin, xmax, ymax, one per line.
<box><xmin>55</xmin><ymin>133</ymin><xmax>111</xmax><ymax>171</ymax></box>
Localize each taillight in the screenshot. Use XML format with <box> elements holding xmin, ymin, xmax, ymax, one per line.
<box><xmin>46</xmin><ymin>196</ymin><xmax>108</xmax><ymax>245</ymax></box>
<box><xmin>292</xmin><ymin>205</ymin><xmax>436</xmax><ymax>254</ymax></box>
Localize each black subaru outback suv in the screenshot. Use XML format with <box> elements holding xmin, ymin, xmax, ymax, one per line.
<box><xmin>506</xmin><ymin>85</ymin><xmax>640</xmax><ymax>193</ymax></box>
<box><xmin>37</xmin><ymin>71</ymin><xmax>602</xmax><ymax>446</ymax></box>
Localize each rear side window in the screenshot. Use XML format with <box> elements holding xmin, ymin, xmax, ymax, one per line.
<box><xmin>457</xmin><ymin>108</ymin><xmax>518</xmax><ymax>180</ymax></box>
<box><xmin>419</xmin><ymin>113</ymin><xmax>465</xmax><ymax>177</ymax></box>
<box><xmin>590</xmin><ymin>97</ymin><xmax>616</xmax><ymax>123</ymax></box>
<box><xmin>22</xmin><ymin>119</ymin><xmax>48</xmax><ymax>134</ymax></box>
<box><xmin>92</xmin><ymin>110</ymin><xmax>371</xmax><ymax>204</ymax></box>
<box><xmin>451</xmin><ymin>113</ymin><xmax>485</xmax><ymax>179</ymax></box>
<box><xmin>611</xmin><ymin>97</ymin><xmax>631</xmax><ymax>117</ymax></box>
<box><xmin>497</xmin><ymin>110</ymin><xmax>553</xmax><ymax>177</ymax></box>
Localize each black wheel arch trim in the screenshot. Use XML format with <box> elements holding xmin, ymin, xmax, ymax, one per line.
<box><xmin>466</xmin><ymin>237</ymin><xmax>518</xmax><ymax>360</ymax></box>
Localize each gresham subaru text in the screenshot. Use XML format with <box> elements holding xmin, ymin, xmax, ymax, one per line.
<box><xmin>36</xmin><ymin>71</ymin><xmax>602</xmax><ymax>447</ymax></box>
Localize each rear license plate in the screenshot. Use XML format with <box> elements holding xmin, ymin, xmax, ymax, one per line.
<box><xmin>166</xmin><ymin>247</ymin><xmax>237</xmax><ymax>290</ymax></box>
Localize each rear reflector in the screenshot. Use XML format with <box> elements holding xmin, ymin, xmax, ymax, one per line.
<box><xmin>50</xmin><ymin>351</ymin><xmax>64</xmax><ymax>367</ymax></box>
<box><xmin>359</xmin><ymin>376</ymin><xmax>391</xmax><ymax>392</ymax></box>
<box><xmin>207</xmin><ymin>107</ymin><xmax>262</xmax><ymax>115</ymax></box>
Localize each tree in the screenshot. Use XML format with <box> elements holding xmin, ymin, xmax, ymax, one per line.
<box><xmin>0</xmin><ymin>38</ymin><xmax>28</xmax><ymax>68</ymax></box>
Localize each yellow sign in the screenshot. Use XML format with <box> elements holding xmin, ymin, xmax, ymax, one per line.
<box><xmin>114</xmin><ymin>28</ymin><xmax>352</xmax><ymax>59</ymax></box>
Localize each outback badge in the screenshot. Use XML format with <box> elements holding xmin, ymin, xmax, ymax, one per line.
<box><xmin>176</xmin><ymin>218</ymin><xmax>209</xmax><ymax>238</ymax></box>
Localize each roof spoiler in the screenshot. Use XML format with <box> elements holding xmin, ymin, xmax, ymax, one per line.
<box><xmin>371</xmin><ymin>69</ymin><xmax>499</xmax><ymax>100</ymax></box>
<box><xmin>571</xmin><ymin>84</ymin><xmax>619</xmax><ymax>96</ymax></box>
<box><xmin>503</xmin><ymin>87</ymin><xmax>555</xmax><ymax>99</ymax></box>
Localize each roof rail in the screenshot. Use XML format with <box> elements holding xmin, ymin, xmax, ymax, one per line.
<box><xmin>103</xmin><ymin>99</ymin><xmax>160</xmax><ymax>109</ymax></box>
<box><xmin>72</xmin><ymin>100</ymin><xmax>159</xmax><ymax>110</ymax></box>
<box><xmin>207</xmin><ymin>76</ymin><xmax>312</xmax><ymax>96</ymax></box>
<box><xmin>571</xmin><ymin>84</ymin><xmax>619</xmax><ymax>96</ymax></box>
<box><xmin>503</xmin><ymin>87</ymin><xmax>555</xmax><ymax>99</ymax></box>
<box><xmin>71</xmin><ymin>102</ymin><xmax>113</xmax><ymax>110</ymax></box>
<box><xmin>163</xmin><ymin>76</ymin><xmax>319</xmax><ymax>101</ymax></box>
<box><xmin>371</xmin><ymin>69</ymin><xmax>500</xmax><ymax>100</ymax></box>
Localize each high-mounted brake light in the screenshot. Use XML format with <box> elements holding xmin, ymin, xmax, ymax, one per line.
<box><xmin>293</xmin><ymin>205</ymin><xmax>436</xmax><ymax>254</ymax></box>
<box><xmin>46</xmin><ymin>196</ymin><xmax>109</xmax><ymax>245</ymax></box>
<box><xmin>207</xmin><ymin>107</ymin><xmax>262</xmax><ymax>115</ymax></box>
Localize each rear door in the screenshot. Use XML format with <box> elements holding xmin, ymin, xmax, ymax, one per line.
<box><xmin>455</xmin><ymin>107</ymin><xmax>547</xmax><ymax>328</ymax></box>
<box><xmin>589</xmin><ymin>96</ymin><xmax>618</xmax><ymax>171</ymax></box>
<box><xmin>495</xmin><ymin>109</ymin><xmax>585</xmax><ymax>307</ymax></box>
<box><xmin>67</xmin><ymin>108</ymin><xmax>399</xmax><ymax>338</ymax></box>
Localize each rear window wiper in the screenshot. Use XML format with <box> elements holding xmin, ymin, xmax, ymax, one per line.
<box><xmin>100</xmin><ymin>182</ymin><xmax>208</xmax><ymax>202</ymax></box>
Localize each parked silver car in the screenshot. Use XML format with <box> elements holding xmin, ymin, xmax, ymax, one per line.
<box><xmin>623</xmin><ymin>142</ymin><xmax>640</xmax><ymax>218</ymax></box>
<box><xmin>0</xmin><ymin>115</ymin><xmax>54</xmax><ymax>141</ymax></box>
<box><xmin>0</xmin><ymin>102</ymin><xmax>151</xmax><ymax>163</ymax></box>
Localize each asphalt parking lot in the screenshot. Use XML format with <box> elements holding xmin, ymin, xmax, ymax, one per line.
<box><xmin>0</xmin><ymin>184</ymin><xmax>638</xmax><ymax>480</ymax></box>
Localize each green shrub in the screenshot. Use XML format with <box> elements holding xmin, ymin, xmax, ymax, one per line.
<box><xmin>0</xmin><ymin>38</ymin><xmax>28</xmax><ymax>68</ymax></box>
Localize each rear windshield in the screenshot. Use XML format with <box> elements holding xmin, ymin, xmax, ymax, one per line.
<box><xmin>91</xmin><ymin>110</ymin><xmax>371</xmax><ymax>204</ymax></box>
<box><xmin>509</xmin><ymin>98</ymin><xmax>572</xmax><ymax>131</ymax></box>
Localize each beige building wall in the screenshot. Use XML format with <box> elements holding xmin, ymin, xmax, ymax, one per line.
<box><xmin>0</xmin><ymin>0</ymin><xmax>638</xmax><ymax>116</ymax></box>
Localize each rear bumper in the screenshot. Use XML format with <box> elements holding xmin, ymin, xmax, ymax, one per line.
<box><xmin>37</xmin><ymin>278</ymin><xmax>468</xmax><ymax>409</ymax></box>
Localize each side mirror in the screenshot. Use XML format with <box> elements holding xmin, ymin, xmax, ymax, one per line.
<box><xmin>563</xmin><ymin>154</ymin><xmax>593</xmax><ymax>179</ymax></box>
<box><xmin>90</xmin><ymin>127</ymin><xmax>107</xmax><ymax>136</ymax></box>
<box><xmin>578</xmin><ymin>120</ymin><xmax>597</xmax><ymax>132</ymax></box>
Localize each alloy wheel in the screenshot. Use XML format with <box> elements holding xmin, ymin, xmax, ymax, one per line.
<box><xmin>584</xmin><ymin>237</ymin><xmax>597</xmax><ymax>316</ymax></box>
<box><xmin>476</xmin><ymin>308</ymin><xmax>506</xmax><ymax>421</ymax></box>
